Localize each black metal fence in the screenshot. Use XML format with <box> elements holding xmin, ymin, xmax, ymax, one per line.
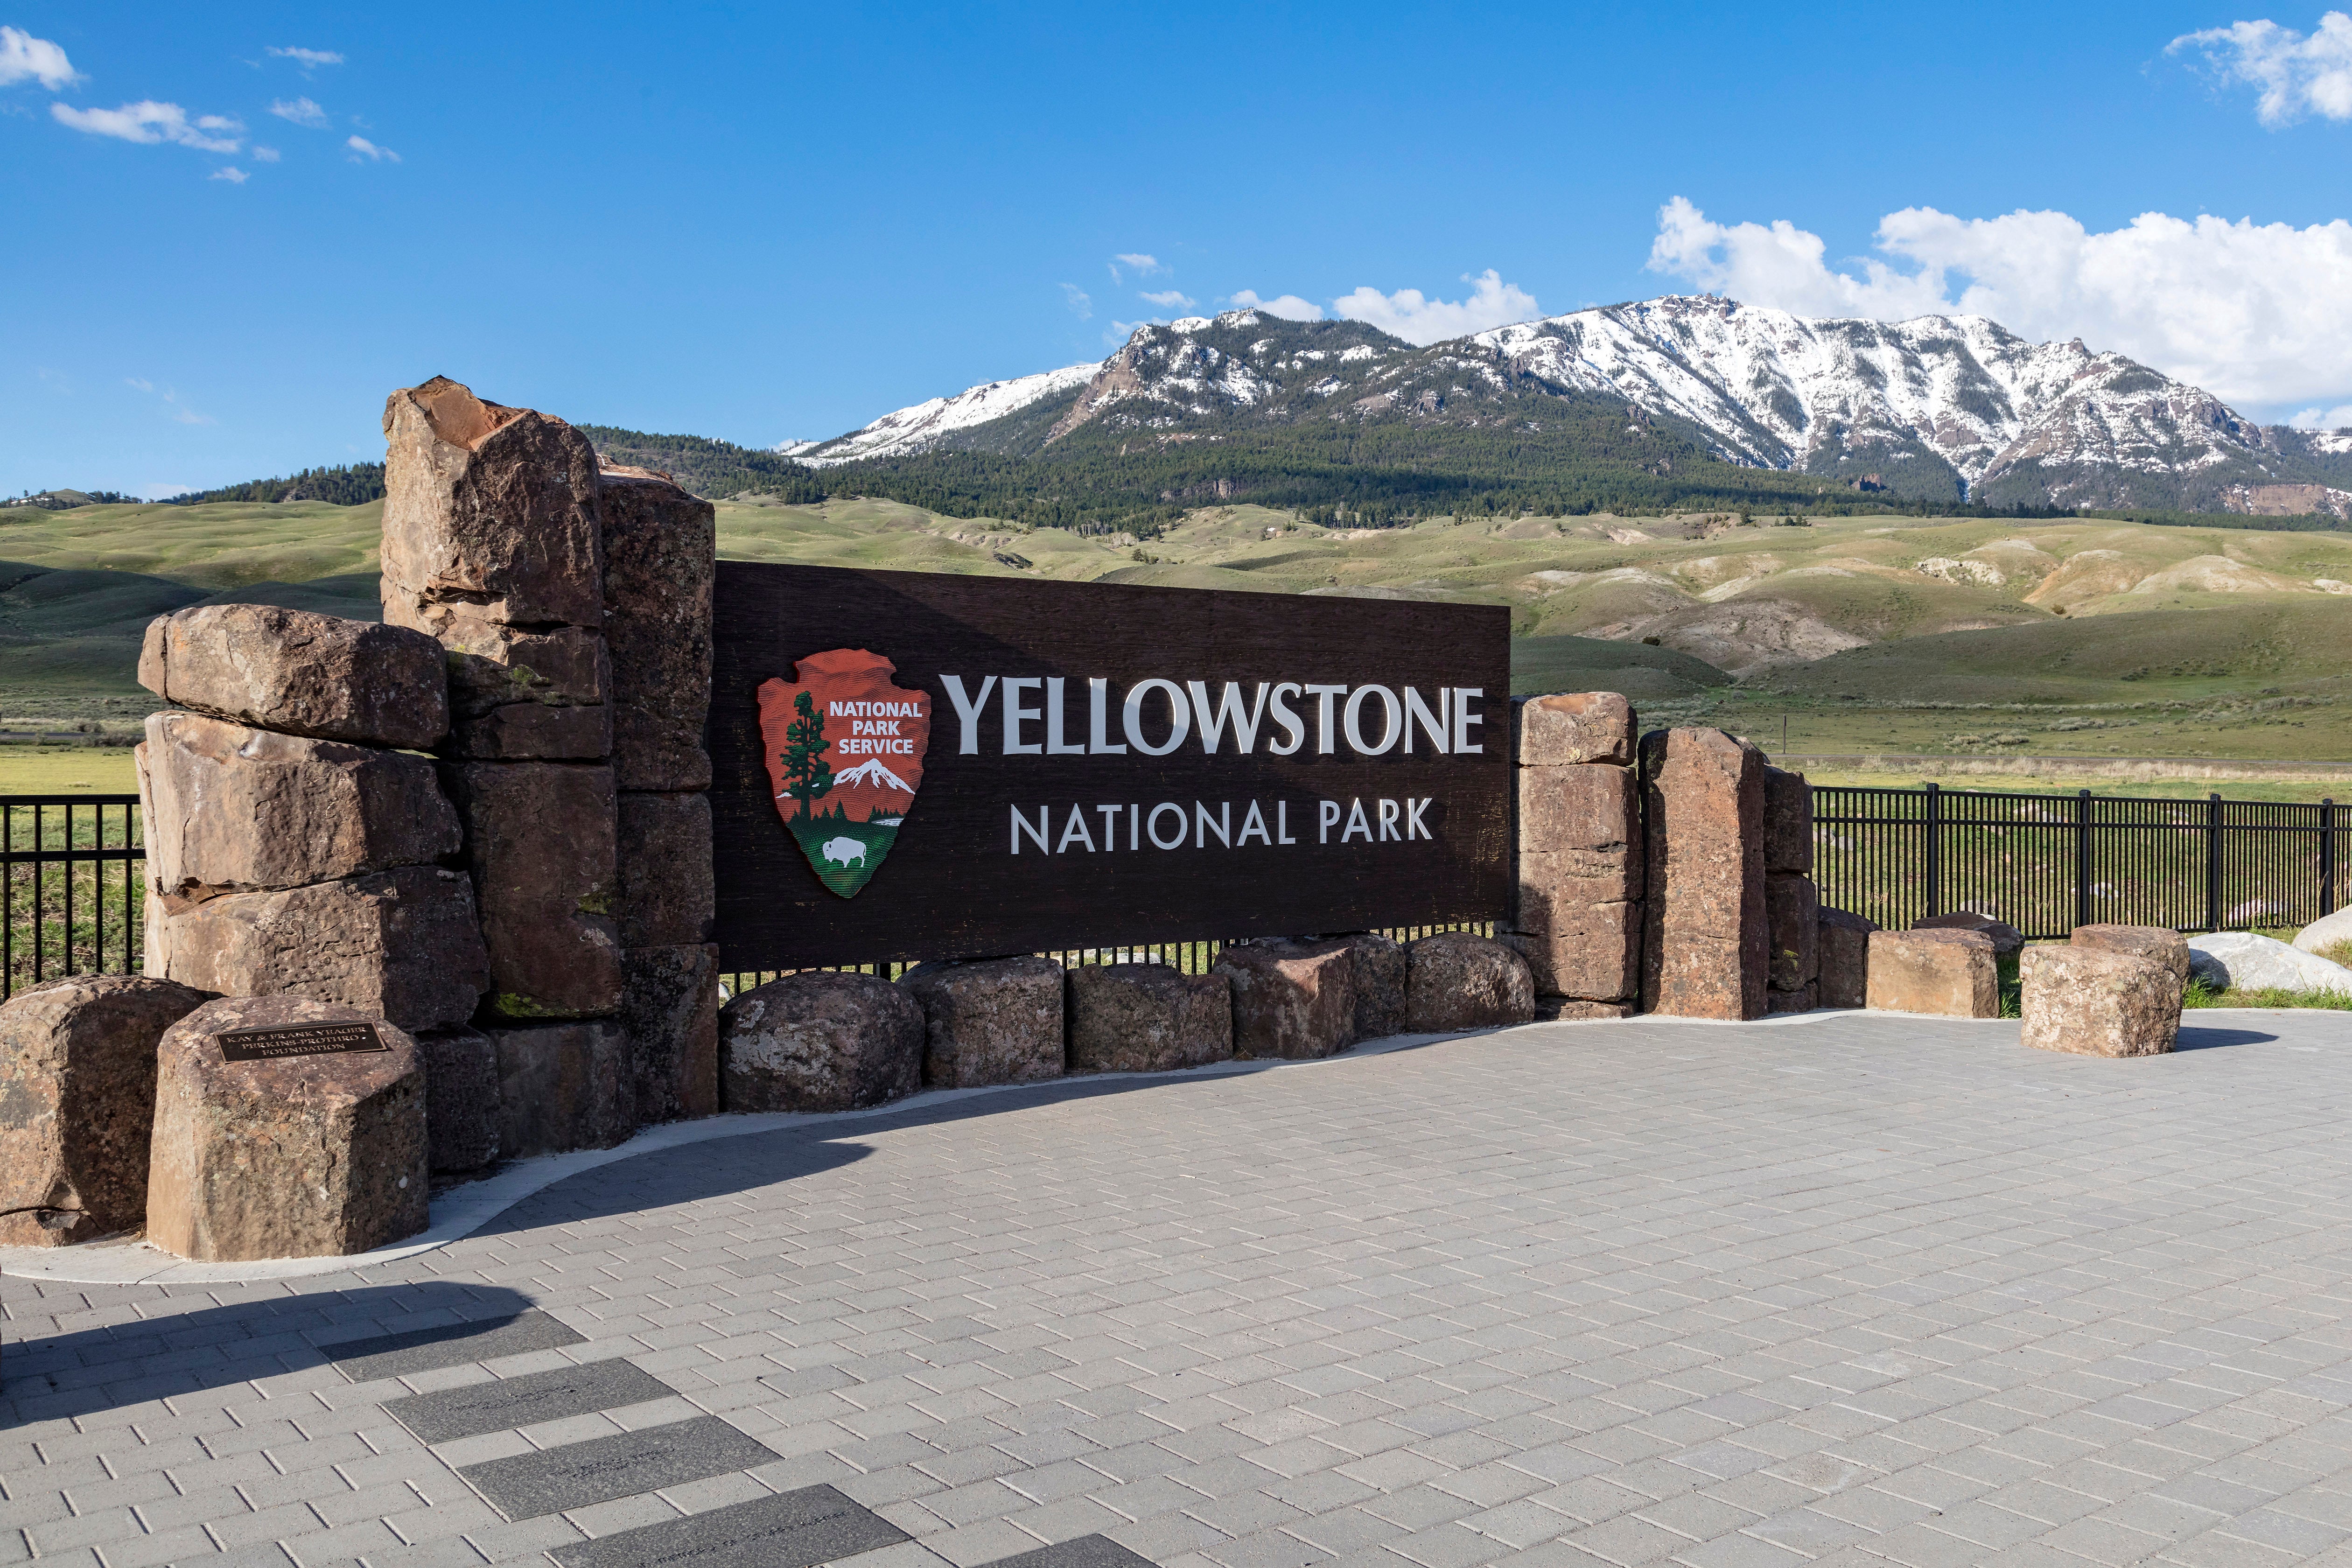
<box><xmin>1</xmin><ymin>794</ymin><xmax>144</xmax><ymax>1001</ymax></box>
<box><xmin>1814</xmin><ymin>784</ymin><xmax>2345</xmax><ymax>939</ymax></box>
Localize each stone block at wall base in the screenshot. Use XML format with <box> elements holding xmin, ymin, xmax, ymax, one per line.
<box><xmin>1766</xmin><ymin>983</ymin><xmax>1817</xmax><ymax>1015</ymax></box>
<box><xmin>1539</xmin><ymin>998</ymin><xmax>1637</xmax><ymax>1022</ymax></box>
<box><xmin>721</xmin><ymin>973</ymin><xmax>923</xmax><ymax>1112</ymax></box>
<box><xmin>617</xmin><ymin>792</ymin><xmax>714</xmax><ymax>948</ymax></box>
<box><xmin>490</xmin><ymin>1019</ymin><xmax>634</xmax><ymax>1158</ymax></box>
<box><xmin>624</xmin><ymin>944</ymin><xmax>720</xmax><ymax>1121</ymax></box>
<box><xmin>1767</xmin><ymin>873</ymin><xmax>1820</xmax><ymax>994</ymax></box>
<box><xmin>1067</xmin><ymin>965</ymin><xmax>1232</xmax><ymax>1073</ymax></box>
<box><xmin>420</xmin><ymin>1027</ymin><xmax>500</xmax><ymax>1173</ymax></box>
<box><xmin>1338</xmin><ymin>934</ymin><xmax>1407</xmax><ymax>1041</ymax></box>
<box><xmin>899</xmin><ymin>956</ymin><xmax>1064</xmax><ymax>1087</ymax></box>
<box><xmin>1214</xmin><ymin>940</ymin><xmax>1356</xmax><ymax>1060</ymax></box>
<box><xmin>602</xmin><ymin>468</ymin><xmax>716</xmax><ymax>793</ymax></box>
<box><xmin>1818</xmin><ymin>907</ymin><xmax>1876</xmax><ymax>1009</ymax></box>
<box><xmin>438</xmin><ymin>760</ymin><xmax>622</xmax><ymax>1021</ymax></box>
<box><xmin>2020</xmin><ymin>945</ymin><xmax>2180</xmax><ymax>1057</ymax></box>
<box><xmin>147</xmin><ymin>996</ymin><xmax>427</xmax><ymax>1262</ymax></box>
<box><xmin>146</xmin><ymin>866</ymin><xmax>488</xmax><ymax>1035</ymax></box>
<box><xmin>1407</xmin><ymin>933</ymin><xmax>1536</xmax><ymax>1032</ymax></box>
<box><xmin>139</xmin><ymin>603</ymin><xmax>449</xmax><ymax>750</ymax></box>
<box><xmin>1867</xmin><ymin>929</ymin><xmax>1999</xmax><ymax>1018</ymax></box>
<box><xmin>0</xmin><ymin>976</ymin><xmax>210</xmax><ymax>1246</ymax></box>
<box><xmin>139</xmin><ymin>712</ymin><xmax>460</xmax><ymax>900</ymax></box>
<box><xmin>1503</xmin><ymin>910</ymin><xmax>1638</xmax><ymax>1003</ymax></box>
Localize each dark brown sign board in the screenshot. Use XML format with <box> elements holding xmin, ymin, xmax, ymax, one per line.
<box><xmin>709</xmin><ymin>562</ymin><xmax>1511</xmax><ymax>971</ymax></box>
<box><xmin>217</xmin><ymin>1020</ymin><xmax>389</xmax><ymax>1063</ymax></box>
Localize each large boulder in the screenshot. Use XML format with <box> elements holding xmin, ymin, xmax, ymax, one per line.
<box><xmin>380</xmin><ymin>376</ymin><xmax>605</xmax><ymax>633</ymax></box>
<box><xmin>1767</xmin><ymin>873</ymin><xmax>1820</xmax><ymax>1000</ymax></box>
<box><xmin>1510</xmin><ymin>759</ymin><xmax>1641</xmax><ymax>1002</ymax></box>
<box><xmin>1066</xmin><ymin>964</ymin><xmax>1232</xmax><ymax>1073</ymax></box>
<box><xmin>721</xmin><ymin>972</ymin><xmax>924</xmax><ymax>1111</ymax></box>
<box><xmin>2292</xmin><ymin>905</ymin><xmax>2352</xmax><ymax>958</ymax></box>
<box><xmin>899</xmin><ymin>955</ymin><xmax>1065</xmax><ymax>1086</ymax></box>
<box><xmin>1511</xmin><ymin>692</ymin><xmax>1634</xmax><ymax>765</ymax></box>
<box><xmin>1639</xmin><ymin>728</ymin><xmax>1767</xmax><ymax>1020</ymax></box>
<box><xmin>601</xmin><ymin>468</ymin><xmax>716</xmax><ymax>793</ymax></box>
<box><xmin>1866</xmin><ymin>929</ymin><xmax>1999</xmax><ymax>1018</ymax></box>
<box><xmin>1913</xmin><ymin>910</ymin><xmax>2026</xmax><ymax>959</ymax></box>
<box><xmin>138</xmin><ymin>604</ymin><xmax>448</xmax><ymax>751</ymax></box>
<box><xmin>0</xmin><ymin>976</ymin><xmax>210</xmax><ymax>1246</ymax></box>
<box><xmin>2071</xmin><ymin>924</ymin><xmax>2190</xmax><ymax>990</ymax></box>
<box><xmin>138</xmin><ymin>712</ymin><xmax>460</xmax><ymax>901</ymax></box>
<box><xmin>435</xmin><ymin>617</ymin><xmax>611</xmax><ymax>761</ymax></box>
<box><xmin>1338</xmin><ymin>933</ymin><xmax>1407</xmax><ymax>1040</ymax></box>
<box><xmin>1763</xmin><ymin>767</ymin><xmax>1813</xmax><ymax>875</ymax></box>
<box><xmin>2188</xmin><ymin>931</ymin><xmax>2352</xmax><ymax>996</ymax></box>
<box><xmin>1817</xmin><ymin>907</ymin><xmax>1877</xmax><ymax>1009</ymax></box>
<box><xmin>420</xmin><ymin>1027</ymin><xmax>500</xmax><ymax>1174</ymax></box>
<box><xmin>1213</xmin><ymin>940</ymin><xmax>1356</xmax><ymax>1060</ymax></box>
<box><xmin>616</xmin><ymin>791</ymin><xmax>714</xmax><ymax>948</ymax></box>
<box><xmin>2020</xmin><ymin>946</ymin><xmax>2180</xmax><ymax>1057</ymax></box>
<box><xmin>1406</xmin><ymin>932</ymin><xmax>1536</xmax><ymax>1032</ymax></box>
<box><xmin>146</xmin><ymin>866</ymin><xmax>488</xmax><ymax>1034</ymax></box>
<box><xmin>624</xmin><ymin>944</ymin><xmax>721</xmax><ymax>1122</ymax></box>
<box><xmin>490</xmin><ymin>1018</ymin><xmax>635</xmax><ymax>1156</ymax></box>
<box><xmin>438</xmin><ymin>761</ymin><xmax>623</xmax><ymax>1020</ymax></box>
<box><xmin>147</xmin><ymin>996</ymin><xmax>428</xmax><ymax>1261</ymax></box>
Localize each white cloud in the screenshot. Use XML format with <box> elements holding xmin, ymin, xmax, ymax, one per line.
<box><xmin>1225</xmin><ymin>289</ymin><xmax>1323</xmax><ymax>321</ymax></box>
<box><xmin>267</xmin><ymin>45</ymin><xmax>344</xmax><ymax>68</ymax></box>
<box><xmin>126</xmin><ymin>380</ymin><xmax>214</xmax><ymax>425</ymax></box>
<box><xmin>1330</xmin><ymin>269</ymin><xmax>1540</xmax><ymax>344</ymax></box>
<box><xmin>1059</xmin><ymin>282</ymin><xmax>1092</xmax><ymax>321</ymax></box>
<box><xmin>1108</xmin><ymin>252</ymin><xmax>1166</xmax><ymax>284</ymax></box>
<box><xmin>252</xmin><ymin>145</ymin><xmax>280</xmax><ymax>162</ymax></box>
<box><xmin>1138</xmin><ymin>288</ymin><xmax>1196</xmax><ymax>308</ymax></box>
<box><xmin>2170</xmin><ymin>12</ymin><xmax>2352</xmax><ymax>125</ymax></box>
<box><xmin>345</xmin><ymin>133</ymin><xmax>397</xmax><ymax>161</ymax></box>
<box><xmin>2290</xmin><ymin>402</ymin><xmax>2352</xmax><ymax>428</ymax></box>
<box><xmin>270</xmin><ymin>96</ymin><xmax>328</xmax><ymax>127</ymax></box>
<box><xmin>0</xmin><ymin>25</ymin><xmax>78</xmax><ymax>89</ymax></box>
<box><xmin>124</xmin><ymin>377</ymin><xmax>153</xmax><ymax>392</ymax></box>
<box><xmin>209</xmin><ymin>165</ymin><xmax>247</xmax><ymax>183</ymax></box>
<box><xmin>51</xmin><ymin>100</ymin><xmax>243</xmax><ymax>152</ymax></box>
<box><xmin>1645</xmin><ymin>195</ymin><xmax>2352</xmax><ymax>406</ymax></box>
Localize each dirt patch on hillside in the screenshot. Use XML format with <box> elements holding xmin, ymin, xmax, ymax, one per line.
<box><xmin>1602</xmin><ymin>598</ymin><xmax>1870</xmax><ymax>674</ymax></box>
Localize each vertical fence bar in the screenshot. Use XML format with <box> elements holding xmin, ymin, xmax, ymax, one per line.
<box><xmin>2074</xmin><ymin>789</ymin><xmax>2093</xmax><ymax>931</ymax></box>
<box><xmin>2325</xmin><ymin>798</ymin><xmax>2338</xmax><ymax>918</ymax></box>
<box><xmin>1923</xmin><ymin>782</ymin><xmax>1941</xmax><ymax>918</ymax></box>
<box><xmin>2205</xmin><ymin>793</ymin><xmax>2223</xmax><ymax>931</ymax></box>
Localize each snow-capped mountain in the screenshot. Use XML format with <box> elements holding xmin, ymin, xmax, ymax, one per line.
<box><xmin>834</xmin><ymin>756</ymin><xmax>913</xmax><ymax>791</ymax></box>
<box><xmin>781</xmin><ymin>297</ymin><xmax>2352</xmax><ymax>514</ymax></box>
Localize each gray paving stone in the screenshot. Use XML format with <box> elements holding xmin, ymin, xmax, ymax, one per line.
<box><xmin>325</xmin><ymin>1310</ymin><xmax>585</xmax><ymax>1383</ymax></box>
<box><xmin>457</xmin><ymin>1416</ymin><xmax>778</xmax><ymax>1520</ymax></box>
<box><xmin>547</xmin><ymin>1483</ymin><xmax>908</xmax><ymax>1568</ymax></box>
<box><xmin>384</xmin><ymin>1360</ymin><xmax>676</xmax><ymax>1443</ymax></box>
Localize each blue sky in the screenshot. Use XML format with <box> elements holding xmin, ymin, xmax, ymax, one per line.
<box><xmin>5</xmin><ymin>1</ymin><xmax>2350</xmax><ymax>497</ymax></box>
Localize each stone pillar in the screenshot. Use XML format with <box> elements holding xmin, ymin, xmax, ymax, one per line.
<box><xmin>602</xmin><ymin>466</ymin><xmax>719</xmax><ymax>1121</ymax></box>
<box><xmin>384</xmin><ymin>377</ymin><xmax>633</xmax><ymax>1153</ymax></box>
<box><xmin>1638</xmin><ymin>728</ymin><xmax>1767</xmax><ymax>1020</ymax></box>
<box><xmin>1763</xmin><ymin>765</ymin><xmax>1819</xmax><ymax>1014</ymax></box>
<box><xmin>137</xmin><ymin>607</ymin><xmax>488</xmax><ymax>1034</ymax></box>
<box><xmin>1502</xmin><ymin>692</ymin><xmax>1641</xmax><ymax>1020</ymax></box>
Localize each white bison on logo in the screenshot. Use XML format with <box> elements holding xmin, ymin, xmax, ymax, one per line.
<box><xmin>820</xmin><ymin>836</ymin><xmax>866</xmax><ymax>868</ymax></box>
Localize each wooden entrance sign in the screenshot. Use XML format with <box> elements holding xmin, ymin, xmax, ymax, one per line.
<box><xmin>709</xmin><ymin>564</ymin><xmax>1510</xmax><ymax>970</ymax></box>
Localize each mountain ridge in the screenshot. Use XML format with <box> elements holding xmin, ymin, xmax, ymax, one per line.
<box><xmin>785</xmin><ymin>296</ymin><xmax>2352</xmax><ymax>518</ymax></box>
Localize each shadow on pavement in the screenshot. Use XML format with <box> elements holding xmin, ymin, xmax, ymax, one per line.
<box><xmin>1</xmin><ymin>1280</ymin><xmax>536</xmax><ymax>1421</ymax></box>
<box><xmin>2176</xmin><ymin>1025</ymin><xmax>2280</xmax><ymax>1050</ymax></box>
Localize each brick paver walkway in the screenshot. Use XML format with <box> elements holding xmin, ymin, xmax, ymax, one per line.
<box><xmin>9</xmin><ymin>1010</ymin><xmax>2352</xmax><ymax>1568</ymax></box>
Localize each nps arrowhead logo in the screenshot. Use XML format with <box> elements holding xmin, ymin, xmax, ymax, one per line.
<box><xmin>759</xmin><ymin>650</ymin><xmax>932</xmax><ymax>898</ymax></box>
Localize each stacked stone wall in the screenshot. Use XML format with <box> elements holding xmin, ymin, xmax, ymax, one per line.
<box><xmin>1639</xmin><ymin>727</ymin><xmax>1768</xmax><ymax>1019</ymax></box>
<box><xmin>1763</xmin><ymin>765</ymin><xmax>1820</xmax><ymax>1014</ymax></box>
<box><xmin>1501</xmin><ymin>693</ymin><xmax>1642</xmax><ymax>1019</ymax></box>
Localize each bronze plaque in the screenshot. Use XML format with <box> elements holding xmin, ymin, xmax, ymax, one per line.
<box><xmin>217</xmin><ymin>1020</ymin><xmax>389</xmax><ymax>1063</ymax></box>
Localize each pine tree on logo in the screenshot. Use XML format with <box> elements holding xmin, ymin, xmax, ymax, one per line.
<box><xmin>780</xmin><ymin>691</ymin><xmax>835</xmax><ymax>819</ymax></box>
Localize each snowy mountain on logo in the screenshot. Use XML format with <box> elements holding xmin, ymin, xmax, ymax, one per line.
<box><xmin>835</xmin><ymin>756</ymin><xmax>914</xmax><ymax>792</ymax></box>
